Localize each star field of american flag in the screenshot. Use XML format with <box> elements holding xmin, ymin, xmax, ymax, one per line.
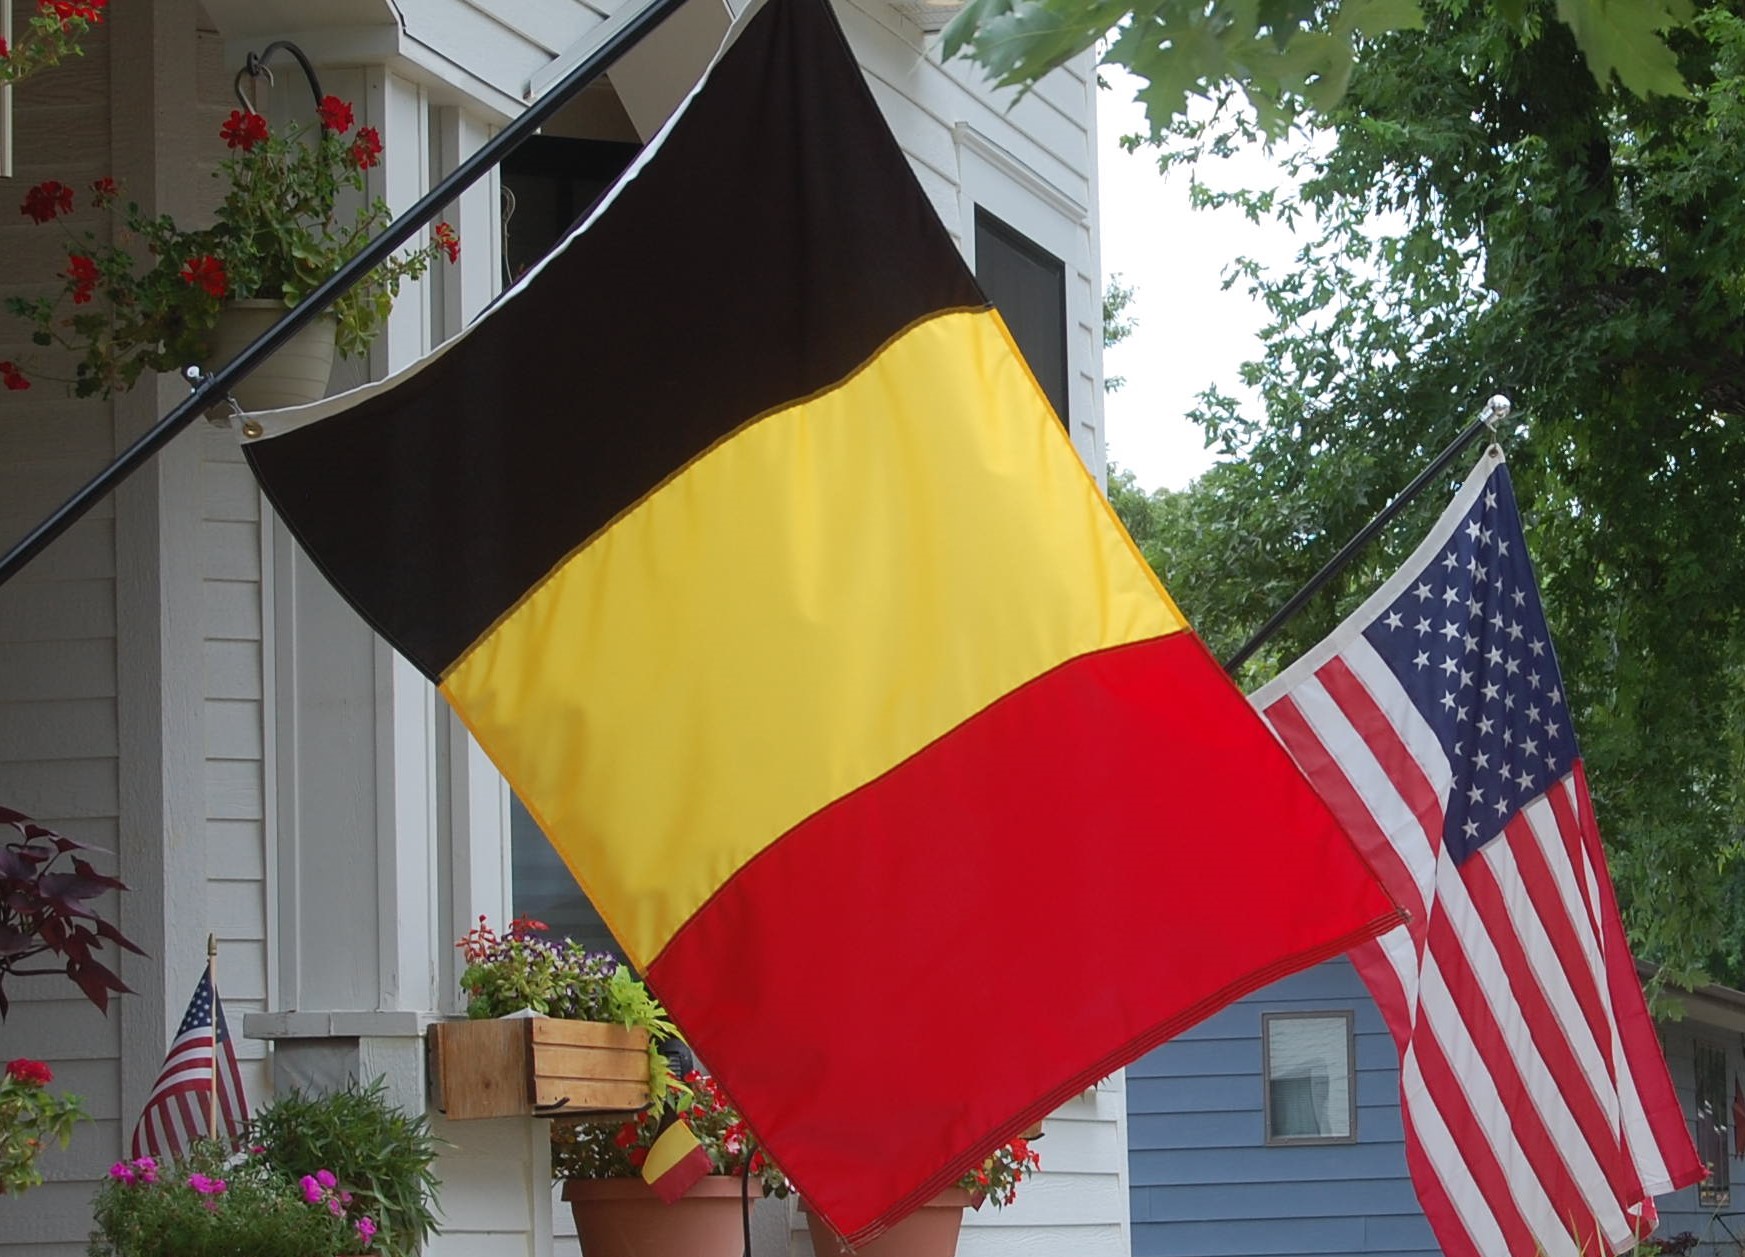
<box><xmin>1360</xmin><ymin>465</ymin><xmax>1572</xmax><ymax>863</ymax></box>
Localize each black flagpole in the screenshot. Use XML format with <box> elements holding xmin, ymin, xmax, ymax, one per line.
<box><xmin>1219</xmin><ymin>394</ymin><xmax>1512</xmax><ymax>675</ymax></box>
<box><xmin>0</xmin><ymin>0</ymin><xmax>692</xmax><ymax>590</ymax></box>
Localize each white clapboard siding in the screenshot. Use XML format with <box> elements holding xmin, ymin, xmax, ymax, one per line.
<box><xmin>0</xmin><ymin>22</ymin><xmax>124</xmax><ymax>1256</ymax></box>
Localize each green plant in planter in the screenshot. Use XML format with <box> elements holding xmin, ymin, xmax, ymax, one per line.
<box><xmin>88</xmin><ymin>1141</ymin><xmax>368</xmax><ymax>1257</ymax></box>
<box><xmin>552</xmin><ymin>1069</ymin><xmax>790</xmax><ymax>1197</ymax></box>
<box><xmin>247</xmin><ymin>1078</ymin><xmax>440</xmax><ymax>1257</ymax></box>
<box><xmin>457</xmin><ymin>916</ymin><xmax>683</xmax><ymax>1106</ymax></box>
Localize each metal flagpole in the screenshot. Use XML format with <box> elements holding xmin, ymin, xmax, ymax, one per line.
<box><xmin>1220</xmin><ymin>394</ymin><xmax>1512</xmax><ymax>675</ymax></box>
<box><xmin>0</xmin><ymin>0</ymin><xmax>693</xmax><ymax>590</ymax></box>
<box><xmin>206</xmin><ymin>932</ymin><xmax>219</xmax><ymax>1142</ymax></box>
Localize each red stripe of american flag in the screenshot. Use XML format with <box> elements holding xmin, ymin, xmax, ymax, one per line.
<box><xmin>1258</xmin><ymin>636</ymin><xmax>1699</xmax><ymax>1256</ymax></box>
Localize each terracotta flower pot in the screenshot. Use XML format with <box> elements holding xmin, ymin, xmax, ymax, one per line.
<box><xmin>563</xmin><ymin>1175</ymin><xmax>762</xmax><ymax>1257</ymax></box>
<box><xmin>803</xmin><ymin>1188</ymin><xmax>974</xmax><ymax>1257</ymax></box>
<box><xmin>205</xmin><ymin>298</ymin><xmax>337</xmax><ymax>412</ymax></box>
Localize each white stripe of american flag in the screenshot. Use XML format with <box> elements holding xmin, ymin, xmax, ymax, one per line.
<box><xmin>1264</xmin><ymin>640</ymin><xmax>1678</xmax><ymax>1255</ymax></box>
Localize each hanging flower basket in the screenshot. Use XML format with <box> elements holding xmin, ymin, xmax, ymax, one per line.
<box><xmin>204</xmin><ymin>299</ymin><xmax>337</xmax><ymax>412</ymax></box>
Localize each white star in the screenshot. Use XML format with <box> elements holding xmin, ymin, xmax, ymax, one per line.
<box><xmin>1384</xmin><ymin>610</ymin><xmax>1404</xmax><ymax>630</ymax></box>
<box><xmin>1515</xmin><ymin>768</ymin><xmax>1536</xmax><ymax>792</ymax></box>
<box><xmin>1474</xmin><ymin>749</ymin><xmax>1490</xmax><ymax>770</ymax></box>
<box><xmin>1443</xmin><ymin>585</ymin><xmax>1461</xmax><ymax>605</ymax></box>
<box><xmin>1467</xmin><ymin>595</ymin><xmax>1484</xmax><ymax>618</ymax></box>
<box><xmin>1441</xmin><ymin>656</ymin><xmax>1460</xmax><ymax>676</ymax></box>
<box><xmin>1504</xmin><ymin>656</ymin><xmax>1521</xmax><ymax>676</ymax></box>
<box><xmin>1463</xmin><ymin>818</ymin><xmax>1480</xmax><ymax>841</ymax></box>
<box><xmin>1416</xmin><ymin>617</ymin><xmax>1433</xmax><ymax>636</ymax></box>
<box><xmin>1497</xmin><ymin>537</ymin><xmax>1510</xmax><ymax>558</ymax></box>
<box><xmin>1441</xmin><ymin>691</ymin><xmax>1457</xmax><ymax>711</ymax></box>
<box><xmin>1486</xmin><ymin>646</ymin><xmax>1503</xmax><ymax>667</ymax></box>
<box><xmin>1548</xmin><ymin>687</ymin><xmax>1562</xmax><ymax>707</ymax></box>
<box><xmin>1467</xmin><ymin>557</ymin><xmax>1487</xmax><ymax>583</ymax></box>
<box><xmin>1481</xmin><ymin>526</ymin><xmax>1493</xmax><ymax>547</ymax></box>
<box><xmin>1414</xmin><ymin>650</ymin><xmax>1431</xmax><ymax>670</ymax></box>
<box><xmin>1528</xmin><ymin>706</ymin><xmax>1542</xmax><ymax>727</ymax></box>
<box><xmin>1443</xmin><ymin>550</ymin><xmax>1460</xmax><ymax>571</ymax></box>
<box><xmin>1414</xmin><ymin>581</ymin><xmax>1433</xmax><ymax>602</ymax></box>
<box><xmin>1482</xmin><ymin>681</ymin><xmax>1500</xmax><ymax>702</ymax></box>
<box><xmin>1530</xmin><ymin>637</ymin><xmax>1546</xmax><ymax>657</ymax></box>
<box><xmin>1512</xmin><ymin>588</ymin><xmax>1526</xmax><ymax>607</ymax></box>
<box><xmin>1441</xmin><ymin>621</ymin><xmax>1461</xmax><ymax>641</ymax></box>
<box><xmin>1465</xmin><ymin>520</ymin><xmax>1482</xmax><ymax>541</ymax></box>
<box><xmin>1494</xmin><ymin>795</ymin><xmax>1511</xmax><ymax>816</ymax></box>
<box><xmin>1547</xmin><ymin>753</ymin><xmax>1560</xmax><ymax>772</ymax></box>
<box><xmin>1506</xmin><ymin>620</ymin><xmax>1524</xmax><ymax>641</ymax></box>
<box><xmin>1459</xmin><ymin>668</ymin><xmax>1475</xmax><ymax>689</ymax></box>
<box><xmin>1504</xmin><ymin>694</ymin><xmax>1516</xmax><ymax>712</ymax></box>
<box><xmin>1521</xmin><ymin>735</ymin><xmax>1539</xmax><ymax>757</ymax></box>
<box><xmin>1463</xmin><ymin>632</ymin><xmax>1479</xmax><ymax>653</ymax></box>
<box><xmin>1457</xmin><ymin>704</ymin><xmax>1470</xmax><ymax>722</ymax></box>
<box><xmin>1528</xmin><ymin>672</ymin><xmax>1541</xmax><ymax>691</ymax></box>
<box><xmin>1467</xmin><ymin>784</ymin><xmax>1484</xmax><ymax>805</ymax></box>
<box><xmin>1477</xmin><ymin>716</ymin><xmax>1495</xmax><ymax>736</ymax></box>
<box><xmin>1485</xmin><ymin>489</ymin><xmax>1497</xmax><ymax>509</ymax></box>
<box><xmin>1545</xmin><ymin>719</ymin><xmax>1561</xmax><ymax>739</ymax></box>
<box><xmin>1503</xmin><ymin>726</ymin><xmax>1514</xmax><ymax>744</ymax></box>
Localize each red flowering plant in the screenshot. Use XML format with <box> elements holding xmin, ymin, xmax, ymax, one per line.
<box><xmin>4</xmin><ymin>93</ymin><xmax>458</xmax><ymax>398</ymax></box>
<box><xmin>551</xmin><ymin>1069</ymin><xmax>791</xmax><ymax>1197</ymax></box>
<box><xmin>962</xmin><ymin>1134</ymin><xmax>1042</xmax><ymax>1208</ymax></box>
<box><xmin>0</xmin><ymin>0</ymin><xmax>106</xmax><ymax>87</ymax></box>
<box><xmin>0</xmin><ymin>1057</ymin><xmax>88</xmax><ymax>1194</ymax></box>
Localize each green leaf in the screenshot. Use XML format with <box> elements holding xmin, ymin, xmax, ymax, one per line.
<box><xmin>1552</xmin><ymin>0</ymin><xmax>1690</xmax><ymax>96</ymax></box>
<box><xmin>1333</xmin><ymin>0</ymin><xmax>1425</xmax><ymax>39</ymax></box>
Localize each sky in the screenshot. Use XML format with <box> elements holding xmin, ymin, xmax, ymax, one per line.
<box><xmin>1094</xmin><ymin>73</ymin><xmax>1301</xmax><ymax>493</ymax></box>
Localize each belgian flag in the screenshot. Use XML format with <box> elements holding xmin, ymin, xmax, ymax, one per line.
<box><xmin>241</xmin><ymin>0</ymin><xmax>1398</xmax><ymax>1242</ymax></box>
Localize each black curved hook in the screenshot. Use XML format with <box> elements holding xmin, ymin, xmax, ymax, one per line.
<box><xmin>232</xmin><ymin>40</ymin><xmax>325</xmax><ymax>117</ymax></box>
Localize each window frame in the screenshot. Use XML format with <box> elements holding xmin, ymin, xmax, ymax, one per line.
<box><xmin>1695</xmin><ymin>1038</ymin><xmax>1732</xmax><ymax>1209</ymax></box>
<box><xmin>1261</xmin><ymin>1009</ymin><xmax>1358</xmax><ymax>1147</ymax></box>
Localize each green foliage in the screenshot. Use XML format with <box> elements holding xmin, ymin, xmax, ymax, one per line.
<box><xmin>87</xmin><ymin>1143</ymin><xmax>359</xmax><ymax>1257</ymax></box>
<box><xmin>942</xmin><ymin>0</ymin><xmax>1686</xmax><ymax>140</ymax></box>
<box><xmin>1132</xmin><ymin>0</ymin><xmax>1745</xmax><ymax>983</ymax></box>
<box><xmin>0</xmin><ymin>1</ymin><xmax>106</xmax><ymax>88</ymax></box>
<box><xmin>0</xmin><ymin>1058</ymin><xmax>86</xmax><ymax>1194</ymax></box>
<box><xmin>247</xmin><ymin>1079</ymin><xmax>441</xmax><ymax>1257</ymax></box>
<box><xmin>1104</xmin><ymin>274</ymin><xmax>1137</xmax><ymax>390</ymax></box>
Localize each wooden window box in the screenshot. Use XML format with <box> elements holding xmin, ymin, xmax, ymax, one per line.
<box><xmin>427</xmin><ymin>1018</ymin><xmax>650</xmax><ymax>1120</ymax></box>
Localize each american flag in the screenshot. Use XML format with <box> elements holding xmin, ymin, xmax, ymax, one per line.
<box><xmin>1252</xmin><ymin>447</ymin><xmax>1703</xmax><ymax>1255</ymax></box>
<box><xmin>130</xmin><ymin>968</ymin><xmax>250</xmax><ymax>1161</ymax></box>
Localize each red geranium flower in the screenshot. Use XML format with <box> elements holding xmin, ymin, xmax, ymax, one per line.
<box><xmin>220</xmin><ymin>109</ymin><xmax>269</xmax><ymax>151</ymax></box>
<box><xmin>180</xmin><ymin>254</ymin><xmax>228</xmax><ymax>299</ymax></box>
<box><xmin>21</xmin><ymin>179</ymin><xmax>75</xmax><ymax>223</ymax></box>
<box><xmin>89</xmin><ymin>176</ymin><xmax>118</xmax><ymax>206</ymax></box>
<box><xmin>0</xmin><ymin>37</ymin><xmax>10</xmax><ymax>58</ymax></box>
<box><xmin>316</xmin><ymin>94</ymin><xmax>354</xmax><ymax>135</ymax></box>
<box><xmin>66</xmin><ymin>253</ymin><xmax>99</xmax><ymax>303</ymax></box>
<box><xmin>350</xmin><ymin>126</ymin><xmax>383</xmax><ymax>170</ymax></box>
<box><xmin>6</xmin><ymin>1058</ymin><xmax>53</xmax><ymax>1086</ymax></box>
<box><xmin>433</xmin><ymin>221</ymin><xmax>460</xmax><ymax>264</ymax></box>
<box><xmin>0</xmin><ymin>362</ymin><xmax>30</xmax><ymax>391</ymax></box>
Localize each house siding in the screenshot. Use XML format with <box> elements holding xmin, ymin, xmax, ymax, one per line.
<box><xmin>1651</xmin><ymin>1015</ymin><xmax>1745</xmax><ymax>1254</ymax></box>
<box><xmin>1128</xmin><ymin>959</ymin><xmax>1438</xmax><ymax>1257</ymax></box>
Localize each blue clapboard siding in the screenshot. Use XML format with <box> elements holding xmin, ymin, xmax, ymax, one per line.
<box><xmin>1645</xmin><ymin>1016</ymin><xmax>1745</xmax><ymax>1255</ymax></box>
<box><xmin>1127</xmin><ymin>957</ymin><xmax>1438</xmax><ymax>1257</ymax></box>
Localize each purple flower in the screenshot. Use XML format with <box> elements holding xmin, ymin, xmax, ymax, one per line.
<box><xmin>316</xmin><ymin>1167</ymin><xmax>337</xmax><ymax>1189</ymax></box>
<box><xmin>108</xmin><ymin>1161</ymin><xmax>136</xmax><ymax>1185</ymax></box>
<box><xmin>132</xmin><ymin>1156</ymin><xmax>157</xmax><ymax>1183</ymax></box>
<box><xmin>187</xmin><ymin>1173</ymin><xmax>226</xmax><ymax>1195</ymax></box>
<box><xmin>356</xmin><ymin>1215</ymin><xmax>378</xmax><ymax>1244</ymax></box>
<box><xmin>300</xmin><ymin>1173</ymin><xmax>323</xmax><ymax>1204</ymax></box>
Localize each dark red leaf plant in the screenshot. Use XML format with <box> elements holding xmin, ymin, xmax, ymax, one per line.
<box><xmin>0</xmin><ymin>806</ymin><xmax>144</xmax><ymax>1017</ymax></box>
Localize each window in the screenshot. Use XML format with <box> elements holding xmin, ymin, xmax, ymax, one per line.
<box><xmin>1263</xmin><ymin>1012</ymin><xmax>1356</xmax><ymax>1144</ymax></box>
<box><xmin>974</xmin><ymin>207</ymin><xmax>1068</xmax><ymax>428</ymax></box>
<box><xmin>1696</xmin><ymin>1040</ymin><xmax>1731</xmax><ymax>1208</ymax></box>
<box><xmin>500</xmin><ymin>136</ymin><xmax>639</xmax><ymax>285</ymax></box>
<box><xmin>510</xmin><ymin>797</ymin><xmax>617</xmax><ymax>959</ymax></box>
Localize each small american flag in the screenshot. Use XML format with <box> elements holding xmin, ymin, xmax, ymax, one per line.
<box><xmin>1252</xmin><ymin>447</ymin><xmax>1702</xmax><ymax>1256</ymax></box>
<box><xmin>130</xmin><ymin>968</ymin><xmax>249</xmax><ymax>1162</ymax></box>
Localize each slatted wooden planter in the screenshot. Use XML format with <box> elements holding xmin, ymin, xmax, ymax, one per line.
<box><xmin>427</xmin><ymin>1018</ymin><xmax>650</xmax><ymax>1120</ymax></box>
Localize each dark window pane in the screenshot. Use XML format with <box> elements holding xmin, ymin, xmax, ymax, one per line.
<box><xmin>501</xmin><ymin>136</ymin><xmax>640</xmax><ymax>283</ymax></box>
<box><xmin>509</xmin><ymin>796</ymin><xmax>616</xmax><ymax>958</ymax></box>
<box><xmin>974</xmin><ymin>208</ymin><xmax>1068</xmax><ymax>427</ymax></box>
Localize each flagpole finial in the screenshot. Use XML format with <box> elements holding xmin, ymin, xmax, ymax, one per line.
<box><xmin>207</xmin><ymin>932</ymin><xmax>217</xmax><ymax>961</ymax></box>
<box><xmin>1484</xmin><ymin>395</ymin><xmax>1512</xmax><ymax>429</ymax></box>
